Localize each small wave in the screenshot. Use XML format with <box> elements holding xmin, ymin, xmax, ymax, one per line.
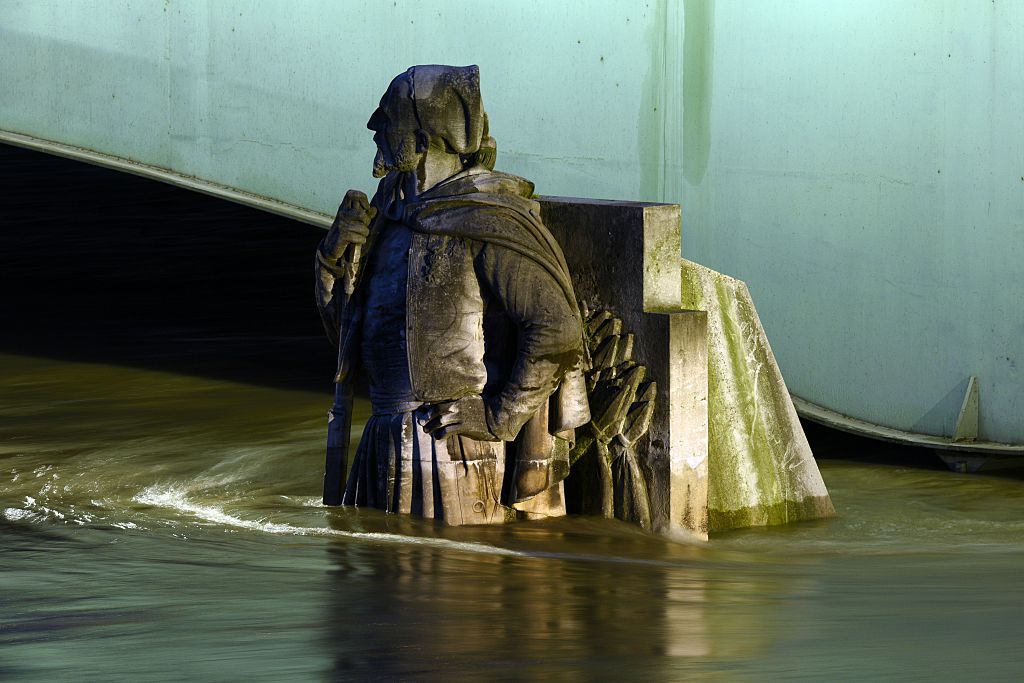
<box><xmin>134</xmin><ymin>485</ymin><xmax>527</xmax><ymax>558</ymax></box>
<box><xmin>4</xmin><ymin>507</ymin><xmax>34</xmax><ymax>521</ymax></box>
<box><xmin>3</xmin><ymin>496</ymin><xmax>80</xmax><ymax>524</ymax></box>
<box><xmin>132</xmin><ymin>485</ymin><xmax>692</xmax><ymax>568</ymax></box>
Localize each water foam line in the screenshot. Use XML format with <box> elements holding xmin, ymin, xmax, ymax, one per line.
<box><xmin>135</xmin><ymin>486</ymin><xmax>527</xmax><ymax>557</ymax></box>
<box><xmin>133</xmin><ymin>486</ymin><xmax>688</xmax><ymax>567</ymax></box>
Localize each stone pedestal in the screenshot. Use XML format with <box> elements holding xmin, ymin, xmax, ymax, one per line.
<box><xmin>540</xmin><ymin>198</ymin><xmax>710</xmax><ymax>537</ymax></box>
<box><xmin>679</xmin><ymin>260</ymin><xmax>834</xmax><ymax>530</ymax></box>
<box><xmin>539</xmin><ymin>196</ymin><xmax>833</xmax><ymax>537</ymax></box>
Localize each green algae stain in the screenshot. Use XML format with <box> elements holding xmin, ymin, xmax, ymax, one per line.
<box><xmin>680</xmin><ymin>260</ymin><xmax>834</xmax><ymax>531</ymax></box>
<box><xmin>682</xmin><ymin>0</ymin><xmax>714</xmax><ymax>185</ymax></box>
<box><xmin>637</xmin><ymin>0</ymin><xmax>668</xmax><ymax>202</ymax></box>
<box><xmin>709</xmin><ymin>495</ymin><xmax>835</xmax><ymax>533</ymax></box>
<box><xmin>709</xmin><ymin>276</ymin><xmax>778</xmax><ymax>512</ymax></box>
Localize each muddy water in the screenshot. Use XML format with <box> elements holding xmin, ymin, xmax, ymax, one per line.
<box><xmin>2</xmin><ymin>145</ymin><xmax>1023</xmax><ymax>681</ymax></box>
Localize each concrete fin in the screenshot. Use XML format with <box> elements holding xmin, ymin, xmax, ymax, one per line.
<box><xmin>953</xmin><ymin>376</ymin><xmax>979</xmax><ymax>443</ymax></box>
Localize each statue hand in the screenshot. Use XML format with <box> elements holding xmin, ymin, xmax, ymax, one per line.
<box><xmin>320</xmin><ymin>190</ymin><xmax>376</xmax><ymax>264</ymax></box>
<box><xmin>422</xmin><ymin>397</ymin><xmax>499</xmax><ymax>441</ymax></box>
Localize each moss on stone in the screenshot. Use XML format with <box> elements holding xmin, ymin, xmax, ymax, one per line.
<box><xmin>709</xmin><ymin>496</ymin><xmax>835</xmax><ymax>532</ymax></box>
<box><xmin>680</xmin><ymin>259</ymin><xmax>834</xmax><ymax>532</ymax></box>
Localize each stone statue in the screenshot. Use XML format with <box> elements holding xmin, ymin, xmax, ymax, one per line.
<box><xmin>315</xmin><ymin>65</ymin><xmax>590</xmax><ymax>525</ymax></box>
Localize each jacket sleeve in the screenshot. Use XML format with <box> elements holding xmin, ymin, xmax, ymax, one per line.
<box><xmin>474</xmin><ymin>240</ymin><xmax>584</xmax><ymax>441</ymax></box>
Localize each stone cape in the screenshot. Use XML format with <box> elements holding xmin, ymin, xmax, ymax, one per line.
<box><xmin>330</xmin><ymin>166</ymin><xmax>591</xmax><ymax>524</ymax></box>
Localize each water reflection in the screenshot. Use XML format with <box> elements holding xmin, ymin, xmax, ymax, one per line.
<box><xmin>320</xmin><ymin>511</ymin><xmax>758</xmax><ymax>678</ymax></box>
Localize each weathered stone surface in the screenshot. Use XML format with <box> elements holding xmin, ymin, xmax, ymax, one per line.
<box><xmin>567</xmin><ymin>307</ymin><xmax>658</xmax><ymax>529</ymax></box>
<box><xmin>540</xmin><ymin>198</ymin><xmax>709</xmax><ymax>538</ymax></box>
<box><xmin>318</xmin><ymin>64</ymin><xmax>830</xmax><ymax>533</ymax></box>
<box><xmin>318</xmin><ymin>65</ymin><xmax>589</xmax><ymax>524</ymax></box>
<box><xmin>541</xmin><ymin>196</ymin><xmax>833</xmax><ymax>537</ymax></box>
<box><xmin>680</xmin><ymin>260</ymin><xmax>835</xmax><ymax>531</ymax></box>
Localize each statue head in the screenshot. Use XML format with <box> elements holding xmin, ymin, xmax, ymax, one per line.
<box><xmin>367</xmin><ymin>65</ymin><xmax>496</xmax><ymax>182</ymax></box>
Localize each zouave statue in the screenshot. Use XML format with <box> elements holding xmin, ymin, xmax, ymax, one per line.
<box><xmin>315</xmin><ymin>65</ymin><xmax>590</xmax><ymax>525</ymax></box>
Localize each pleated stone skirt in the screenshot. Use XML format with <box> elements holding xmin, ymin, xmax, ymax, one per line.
<box><xmin>342</xmin><ymin>407</ymin><xmax>511</xmax><ymax>525</ymax></box>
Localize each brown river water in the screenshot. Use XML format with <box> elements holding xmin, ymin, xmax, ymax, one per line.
<box><xmin>2</xmin><ymin>144</ymin><xmax>1023</xmax><ymax>681</ymax></box>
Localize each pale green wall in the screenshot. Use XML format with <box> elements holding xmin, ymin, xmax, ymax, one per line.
<box><xmin>672</xmin><ymin>1</ymin><xmax>1024</xmax><ymax>443</ymax></box>
<box><xmin>0</xmin><ymin>0</ymin><xmax>672</xmax><ymax>209</ymax></box>
<box><xmin>2</xmin><ymin>0</ymin><xmax>1021</xmax><ymax>442</ymax></box>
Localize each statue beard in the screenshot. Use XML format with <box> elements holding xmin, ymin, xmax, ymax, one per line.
<box><xmin>373</xmin><ymin>136</ymin><xmax>419</xmax><ymax>178</ymax></box>
<box><xmin>373</xmin><ymin>138</ymin><xmax>423</xmax><ymax>220</ymax></box>
<box><xmin>372</xmin><ymin>148</ymin><xmax>392</xmax><ymax>179</ymax></box>
<box><xmin>376</xmin><ymin>168</ymin><xmax>420</xmax><ymax>222</ymax></box>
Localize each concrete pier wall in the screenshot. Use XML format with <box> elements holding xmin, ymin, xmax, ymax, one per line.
<box><xmin>3</xmin><ymin>1</ymin><xmax>1020</xmax><ymax>444</ymax></box>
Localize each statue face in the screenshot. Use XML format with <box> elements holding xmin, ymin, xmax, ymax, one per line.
<box><xmin>367</xmin><ymin>76</ymin><xmax>421</xmax><ymax>179</ymax></box>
